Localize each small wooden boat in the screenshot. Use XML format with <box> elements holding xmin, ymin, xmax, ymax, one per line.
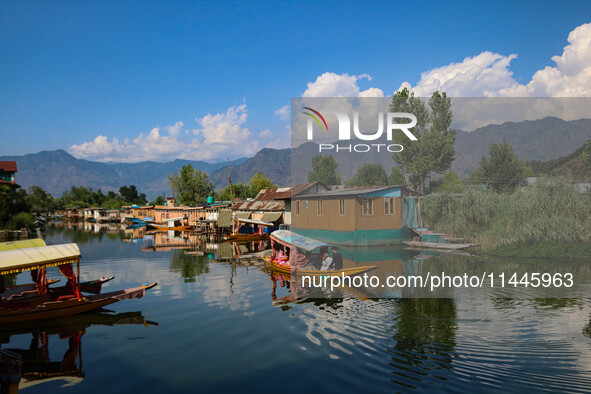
<box><xmin>264</xmin><ymin>230</ymin><xmax>377</xmax><ymax>276</ymax></box>
<box><xmin>223</xmin><ymin>218</ymin><xmax>273</xmax><ymax>243</ymax></box>
<box><xmin>147</xmin><ymin>215</ymin><xmax>192</xmax><ymax>231</ymax></box>
<box><xmin>0</xmin><ymin>243</ymin><xmax>157</xmax><ymax>323</ymax></box>
<box><xmin>403</xmin><ymin>241</ymin><xmax>480</xmax><ymax>250</ymax></box>
<box><xmin>262</xmin><ymin>255</ymin><xmax>376</xmax><ymax>276</ymax></box>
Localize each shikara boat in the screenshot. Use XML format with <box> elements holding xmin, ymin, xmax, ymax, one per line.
<box><xmin>147</xmin><ymin>216</ymin><xmax>192</xmax><ymax>231</ymax></box>
<box><xmin>263</xmin><ymin>230</ymin><xmax>377</xmax><ymax>277</ymax></box>
<box><xmin>0</xmin><ymin>239</ymin><xmax>47</xmax><ymax>251</ymax></box>
<box><xmin>0</xmin><ymin>243</ymin><xmax>157</xmax><ymax>323</ymax></box>
<box><xmin>223</xmin><ymin>218</ymin><xmax>273</xmax><ymax>243</ymax></box>
<box><xmin>403</xmin><ymin>241</ymin><xmax>480</xmax><ymax>250</ymax></box>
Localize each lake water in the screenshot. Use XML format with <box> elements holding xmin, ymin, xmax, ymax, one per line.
<box><xmin>3</xmin><ymin>224</ymin><xmax>591</xmax><ymax>393</ymax></box>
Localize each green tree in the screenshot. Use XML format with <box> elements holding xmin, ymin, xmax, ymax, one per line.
<box><xmin>168</xmin><ymin>164</ymin><xmax>214</xmax><ymax>206</ymax></box>
<box><xmin>249</xmin><ymin>172</ymin><xmax>276</xmax><ymax>197</ymax></box>
<box><xmin>26</xmin><ymin>185</ymin><xmax>55</xmax><ymax>213</ymax></box>
<box><xmin>150</xmin><ymin>195</ymin><xmax>166</xmax><ymax>205</ymax></box>
<box><xmin>464</xmin><ymin>168</ymin><xmax>484</xmax><ymax>186</ymax></box>
<box><xmin>388</xmin><ymin>167</ymin><xmax>406</xmax><ymax>185</ymax></box>
<box><xmin>479</xmin><ymin>141</ymin><xmax>527</xmax><ymax>193</ymax></box>
<box><xmin>308</xmin><ymin>155</ymin><xmax>341</xmax><ymax>185</ymax></box>
<box><xmin>389</xmin><ymin>89</ymin><xmax>456</xmax><ymax>193</ymax></box>
<box><xmin>346</xmin><ymin>164</ymin><xmax>388</xmax><ymax>186</ymax></box>
<box><xmin>0</xmin><ymin>185</ymin><xmax>15</xmax><ymax>225</ymax></box>
<box><xmin>435</xmin><ymin>172</ymin><xmax>463</xmax><ymax>193</ymax></box>
<box><xmin>218</xmin><ymin>182</ymin><xmax>252</xmax><ymax>201</ymax></box>
<box><xmin>119</xmin><ymin>185</ymin><xmax>147</xmax><ymax>205</ymax></box>
<box><xmin>582</xmin><ymin>140</ymin><xmax>591</xmax><ymax>174</ymax></box>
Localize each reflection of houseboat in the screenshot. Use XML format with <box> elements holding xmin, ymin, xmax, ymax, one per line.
<box><xmin>142</xmin><ymin>230</ymin><xmax>198</xmax><ymax>251</ymax></box>
<box><xmin>0</xmin><ymin>244</ymin><xmax>157</xmax><ymax>323</ymax></box>
<box><xmin>291</xmin><ymin>185</ymin><xmax>421</xmax><ymax>246</ymax></box>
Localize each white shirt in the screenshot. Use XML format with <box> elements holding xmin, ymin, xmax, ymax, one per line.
<box><xmin>320</xmin><ymin>256</ymin><xmax>333</xmax><ymax>271</ymax></box>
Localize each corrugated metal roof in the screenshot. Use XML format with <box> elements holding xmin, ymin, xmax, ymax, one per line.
<box><xmin>0</xmin><ymin>161</ymin><xmax>17</xmax><ymax>172</ymax></box>
<box><xmin>217</xmin><ymin>209</ymin><xmax>233</xmax><ymax>227</ymax></box>
<box><xmin>254</xmin><ymin>187</ymin><xmax>291</xmax><ymax>201</ymax></box>
<box><xmin>231</xmin><ymin>200</ymin><xmax>285</xmax><ymax>211</ymax></box>
<box><xmin>296</xmin><ymin>185</ymin><xmax>399</xmax><ymax>198</ymax></box>
<box><xmin>260</xmin><ymin>211</ymin><xmax>283</xmax><ymax>223</ymax></box>
<box><xmin>235</xmin><ymin>211</ymin><xmax>251</xmax><ymax>219</ymax></box>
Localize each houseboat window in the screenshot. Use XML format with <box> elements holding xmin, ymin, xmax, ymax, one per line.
<box><xmin>339</xmin><ymin>199</ymin><xmax>345</xmax><ymax>215</ymax></box>
<box><xmin>362</xmin><ymin>198</ymin><xmax>373</xmax><ymax>216</ymax></box>
<box><xmin>385</xmin><ymin>197</ymin><xmax>395</xmax><ymax>215</ymax></box>
<box><xmin>296</xmin><ymin>201</ymin><xmax>300</xmax><ymax>215</ymax></box>
<box><xmin>317</xmin><ymin>200</ymin><xmax>323</xmax><ymax>216</ymax></box>
<box><xmin>305</xmin><ymin>200</ymin><xmax>308</xmax><ymax>209</ymax></box>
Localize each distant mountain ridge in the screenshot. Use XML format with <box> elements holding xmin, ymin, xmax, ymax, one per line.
<box><xmin>0</xmin><ymin>149</ymin><xmax>247</xmax><ymax>199</ymax></box>
<box><xmin>3</xmin><ymin>117</ymin><xmax>590</xmax><ymax>198</ymax></box>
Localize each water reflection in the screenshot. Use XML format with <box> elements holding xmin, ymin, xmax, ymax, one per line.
<box><xmin>169</xmin><ymin>251</ymin><xmax>209</xmax><ymax>282</ymax></box>
<box><xmin>0</xmin><ymin>311</ymin><xmax>156</xmax><ymax>392</ymax></box>
<box><xmin>390</xmin><ymin>299</ymin><xmax>457</xmax><ymax>390</ymax></box>
<box><xmin>25</xmin><ymin>224</ymin><xmax>591</xmax><ymax>392</ymax></box>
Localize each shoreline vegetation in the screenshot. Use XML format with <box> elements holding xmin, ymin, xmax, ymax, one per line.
<box><xmin>421</xmin><ymin>177</ymin><xmax>591</xmax><ymax>258</ymax></box>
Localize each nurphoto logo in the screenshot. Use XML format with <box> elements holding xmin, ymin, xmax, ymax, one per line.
<box><xmin>303</xmin><ymin>107</ymin><xmax>418</xmax><ymax>153</ymax></box>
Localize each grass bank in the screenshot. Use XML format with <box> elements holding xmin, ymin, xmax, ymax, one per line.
<box><xmin>420</xmin><ymin>177</ymin><xmax>591</xmax><ymax>258</ymax></box>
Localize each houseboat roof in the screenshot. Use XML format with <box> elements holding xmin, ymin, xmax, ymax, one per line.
<box><xmin>295</xmin><ymin>185</ymin><xmax>405</xmax><ymax>199</ymax></box>
<box><xmin>0</xmin><ymin>243</ymin><xmax>80</xmax><ymax>275</ymax></box>
<box><xmin>0</xmin><ymin>161</ymin><xmax>17</xmax><ymax>172</ymax></box>
<box><xmin>270</xmin><ymin>230</ymin><xmax>333</xmax><ymax>252</ymax></box>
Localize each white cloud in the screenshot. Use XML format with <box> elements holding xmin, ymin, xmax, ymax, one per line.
<box><xmin>303</xmin><ymin>72</ymin><xmax>384</xmax><ymax>97</ymax></box>
<box><xmin>400</xmin><ymin>23</ymin><xmax>591</xmax><ymax>97</ymax></box>
<box><xmin>274</xmin><ymin>105</ymin><xmax>290</xmax><ymax>120</ymax></box>
<box><xmin>69</xmin><ymin>104</ymin><xmax>284</xmax><ymax>162</ymax></box>
<box><xmin>259</xmin><ymin>129</ymin><xmax>273</xmax><ymax>138</ymax></box>
<box><xmin>166</xmin><ymin>121</ymin><xmax>184</xmax><ymax>136</ymax></box>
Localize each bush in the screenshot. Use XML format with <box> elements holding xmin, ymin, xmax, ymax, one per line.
<box><xmin>8</xmin><ymin>212</ymin><xmax>34</xmax><ymax>230</ymax></box>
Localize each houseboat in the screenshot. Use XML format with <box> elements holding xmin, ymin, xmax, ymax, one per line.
<box><xmin>290</xmin><ymin>185</ymin><xmax>420</xmax><ymax>246</ymax></box>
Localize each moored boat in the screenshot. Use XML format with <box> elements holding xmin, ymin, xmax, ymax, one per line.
<box><xmin>0</xmin><ymin>243</ymin><xmax>157</xmax><ymax>323</ymax></box>
<box><xmin>403</xmin><ymin>240</ymin><xmax>480</xmax><ymax>250</ymax></box>
<box><xmin>223</xmin><ymin>218</ymin><xmax>273</xmax><ymax>243</ymax></box>
<box><xmin>147</xmin><ymin>216</ymin><xmax>192</xmax><ymax>231</ymax></box>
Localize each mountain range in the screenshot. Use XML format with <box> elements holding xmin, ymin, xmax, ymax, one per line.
<box><xmin>3</xmin><ymin>116</ymin><xmax>590</xmax><ymax>198</ymax></box>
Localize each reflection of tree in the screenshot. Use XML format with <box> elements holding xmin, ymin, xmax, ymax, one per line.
<box><xmin>390</xmin><ymin>298</ymin><xmax>457</xmax><ymax>389</ymax></box>
<box><xmin>169</xmin><ymin>250</ymin><xmax>209</xmax><ymax>281</ymax></box>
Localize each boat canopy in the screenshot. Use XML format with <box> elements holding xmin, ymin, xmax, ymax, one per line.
<box><xmin>0</xmin><ymin>238</ymin><xmax>46</xmax><ymax>252</ymax></box>
<box><xmin>270</xmin><ymin>230</ymin><xmax>332</xmax><ymax>252</ymax></box>
<box><xmin>234</xmin><ymin>217</ymin><xmax>274</xmax><ymax>227</ymax></box>
<box><xmin>162</xmin><ymin>216</ymin><xmax>185</xmax><ymax>222</ymax></box>
<box><xmin>0</xmin><ymin>243</ymin><xmax>80</xmax><ymax>275</ymax></box>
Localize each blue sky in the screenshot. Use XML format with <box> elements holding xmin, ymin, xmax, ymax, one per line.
<box><xmin>1</xmin><ymin>1</ymin><xmax>590</xmax><ymax>162</ymax></box>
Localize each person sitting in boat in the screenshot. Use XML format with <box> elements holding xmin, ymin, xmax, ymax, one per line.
<box><xmin>331</xmin><ymin>247</ymin><xmax>343</xmax><ymax>270</ymax></box>
<box><xmin>320</xmin><ymin>250</ymin><xmax>333</xmax><ymax>271</ymax></box>
<box><xmin>277</xmin><ymin>249</ymin><xmax>290</xmax><ymax>267</ymax></box>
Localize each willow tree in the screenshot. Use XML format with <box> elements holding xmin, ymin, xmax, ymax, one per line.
<box><xmin>389</xmin><ymin>88</ymin><xmax>456</xmax><ymax>193</ymax></box>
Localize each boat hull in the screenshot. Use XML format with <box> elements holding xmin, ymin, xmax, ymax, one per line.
<box><xmin>262</xmin><ymin>256</ymin><xmax>376</xmax><ymax>277</ymax></box>
<box><xmin>147</xmin><ymin>224</ymin><xmax>192</xmax><ymax>231</ymax></box>
<box><xmin>0</xmin><ymin>283</ymin><xmax>157</xmax><ymax>324</ymax></box>
<box><xmin>403</xmin><ymin>241</ymin><xmax>479</xmax><ymax>250</ymax></box>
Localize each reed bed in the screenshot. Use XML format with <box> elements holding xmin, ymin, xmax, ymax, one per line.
<box><xmin>421</xmin><ymin>177</ymin><xmax>591</xmax><ymax>254</ymax></box>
